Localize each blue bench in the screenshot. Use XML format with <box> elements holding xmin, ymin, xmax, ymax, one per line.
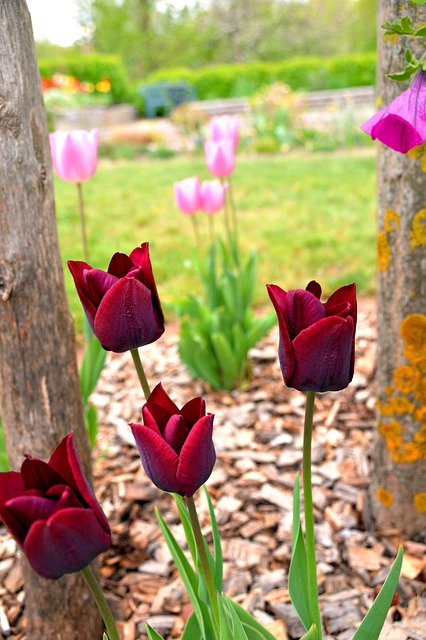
<box><xmin>139</xmin><ymin>81</ymin><xmax>197</xmax><ymax>118</ymax></box>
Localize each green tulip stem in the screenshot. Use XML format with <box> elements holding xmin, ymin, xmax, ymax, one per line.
<box><xmin>208</xmin><ymin>213</ymin><xmax>215</xmax><ymax>244</ymax></box>
<box><xmin>221</xmin><ymin>178</ymin><xmax>233</xmax><ymax>253</ymax></box>
<box><xmin>190</xmin><ymin>215</ymin><xmax>202</xmax><ymax>255</ymax></box>
<box><xmin>130</xmin><ymin>348</ymin><xmax>151</xmax><ymax>401</ymax></box>
<box><xmin>227</xmin><ymin>175</ymin><xmax>239</xmax><ymax>251</ymax></box>
<box><xmin>185</xmin><ymin>495</ymin><xmax>220</xmax><ymax>630</ymax></box>
<box><xmin>76</xmin><ymin>182</ymin><xmax>89</xmax><ymax>263</ymax></box>
<box><xmin>81</xmin><ymin>565</ymin><xmax>120</xmax><ymax>640</ymax></box>
<box><xmin>303</xmin><ymin>391</ymin><xmax>322</xmax><ymax>638</ymax></box>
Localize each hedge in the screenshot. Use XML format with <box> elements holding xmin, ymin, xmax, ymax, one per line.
<box><xmin>144</xmin><ymin>53</ymin><xmax>376</xmax><ymax>100</ymax></box>
<box><xmin>38</xmin><ymin>53</ymin><xmax>132</xmax><ymax>104</ymax></box>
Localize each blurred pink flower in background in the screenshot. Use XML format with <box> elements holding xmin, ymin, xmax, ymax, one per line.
<box><xmin>209</xmin><ymin>115</ymin><xmax>239</xmax><ymax>149</ymax></box>
<box><xmin>205</xmin><ymin>140</ymin><xmax>235</xmax><ymax>177</ymax></box>
<box><xmin>360</xmin><ymin>70</ymin><xmax>426</xmax><ymax>154</ymax></box>
<box><xmin>173</xmin><ymin>177</ymin><xmax>201</xmax><ymax>215</ymax></box>
<box><xmin>199</xmin><ymin>180</ymin><xmax>226</xmax><ymax>214</ymax></box>
<box><xmin>49</xmin><ymin>129</ymin><xmax>98</xmax><ymax>183</ymax></box>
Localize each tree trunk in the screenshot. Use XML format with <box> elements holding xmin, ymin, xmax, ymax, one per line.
<box><xmin>372</xmin><ymin>0</ymin><xmax>426</xmax><ymax>537</ymax></box>
<box><xmin>0</xmin><ymin>2</ymin><xmax>103</xmax><ymax>637</ymax></box>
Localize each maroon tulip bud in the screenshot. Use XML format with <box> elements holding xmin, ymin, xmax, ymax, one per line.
<box><xmin>130</xmin><ymin>383</ymin><xmax>216</xmax><ymax>497</ymax></box>
<box><xmin>68</xmin><ymin>243</ymin><xmax>165</xmax><ymax>352</ymax></box>
<box><xmin>0</xmin><ymin>434</ymin><xmax>111</xmax><ymax>580</ymax></box>
<box><xmin>267</xmin><ymin>281</ymin><xmax>357</xmax><ymax>392</ymax></box>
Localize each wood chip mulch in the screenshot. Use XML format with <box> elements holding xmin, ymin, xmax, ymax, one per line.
<box><xmin>1</xmin><ymin>299</ymin><xmax>425</xmax><ymax>640</ymax></box>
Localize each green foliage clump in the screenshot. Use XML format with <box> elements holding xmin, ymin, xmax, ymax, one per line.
<box><xmin>146</xmin><ymin>53</ymin><xmax>376</xmax><ymax>101</ymax></box>
<box><xmin>38</xmin><ymin>53</ymin><xmax>131</xmax><ymax>104</ymax></box>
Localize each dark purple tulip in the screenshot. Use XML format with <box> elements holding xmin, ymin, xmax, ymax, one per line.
<box><xmin>267</xmin><ymin>281</ymin><xmax>357</xmax><ymax>392</ymax></box>
<box><xmin>130</xmin><ymin>383</ymin><xmax>216</xmax><ymax>497</ymax></box>
<box><xmin>0</xmin><ymin>434</ymin><xmax>111</xmax><ymax>580</ymax></box>
<box><xmin>68</xmin><ymin>242</ymin><xmax>165</xmax><ymax>352</ymax></box>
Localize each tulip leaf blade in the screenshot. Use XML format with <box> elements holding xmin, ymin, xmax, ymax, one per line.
<box><xmin>225</xmin><ymin>599</ymin><xmax>277</xmax><ymax>640</ymax></box>
<box><xmin>173</xmin><ymin>494</ymin><xmax>197</xmax><ymax>565</ymax></box>
<box><xmin>300</xmin><ymin>624</ymin><xmax>319</xmax><ymax>639</ymax></box>
<box><xmin>155</xmin><ymin>508</ymin><xmax>213</xmax><ymax>640</ymax></box>
<box><xmin>288</xmin><ymin>475</ymin><xmax>312</xmax><ymax>632</ymax></box>
<box><xmin>210</xmin><ymin>331</ymin><xmax>239</xmax><ymax>389</ymax></box>
<box><xmin>218</xmin><ymin>594</ymin><xmax>235</xmax><ymax>640</ymax></box>
<box><xmin>352</xmin><ymin>546</ymin><xmax>403</xmax><ymax>640</ymax></box>
<box><xmin>203</xmin><ymin>485</ymin><xmax>223</xmax><ymax>592</ymax></box>
<box><xmin>181</xmin><ymin>612</ymin><xmax>202</xmax><ymax>639</ymax></box>
<box><xmin>84</xmin><ymin>403</ymin><xmax>98</xmax><ymax>449</ymax></box>
<box><xmin>145</xmin><ymin>624</ymin><xmax>166</xmax><ymax>640</ymax></box>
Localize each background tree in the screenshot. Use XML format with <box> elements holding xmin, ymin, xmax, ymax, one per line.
<box><xmin>74</xmin><ymin>0</ymin><xmax>376</xmax><ymax>78</ymax></box>
<box><xmin>371</xmin><ymin>0</ymin><xmax>426</xmax><ymax>536</ymax></box>
<box><xmin>0</xmin><ymin>1</ymin><xmax>103</xmax><ymax>637</ymax></box>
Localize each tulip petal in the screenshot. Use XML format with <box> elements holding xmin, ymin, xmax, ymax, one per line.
<box><xmin>286</xmin><ymin>289</ymin><xmax>325</xmax><ymax>337</ymax></box>
<box><xmin>146</xmin><ymin>382</ymin><xmax>180</xmax><ymax>416</ymax></box>
<box><xmin>324</xmin><ymin>283</ymin><xmax>357</xmax><ymax>323</ymax></box>
<box><xmin>130</xmin><ymin>423</ymin><xmax>180</xmax><ymax>493</ymax></box>
<box><xmin>67</xmin><ymin>260</ymin><xmax>97</xmax><ymax>327</ymax></box>
<box><xmin>23</xmin><ymin>507</ymin><xmax>111</xmax><ymax>579</ymax></box>
<box><xmin>129</xmin><ymin>243</ymin><xmax>164</xmax><ymax>323</ymax></box>
<box><xmin>4</xmin><ymin>494</ymin><xmax>58</xmax><ymax>540</ymax></box>
<box><xmin>163</xmin><ymin>415</ymin><xmax>189</xmax><ymax>454</ymax></box>
<box><xmin>290</xmin><ymin>316</ymin><xmax>355</xmax><ymax>392</ymax></box>
<box><xmin>21</xmin><ymin>458</ymin><xmax>66</xmax><ymax>492</ymax></box>
<box><xmin>0</xmin><ymin>474</ymin><xmax>36</xmax><ymax>543</ymax></box>
<box><xmin>176</xmin><ymin>414</ymin><xmax>216</xmax><ymax>497</ymax></box>
<box><xmin>305</xmin><ymin>280</ymin><xmax>322</xmax><ymax>299</ymax></box>
<box><xmin>85</xmin><ymin>269</ymin><xmax>118</xmax><ymax>307</ymax></box>
<box><xmin>107</xmin><ymin>252</ymin><xmax>134</xmax><ymax>278</ymax></box>
<box><xmin>180</xmin><ymin>396</ymin><xmax>206</xmax><ymax>428</ymax></box>
<box><xmin>267</xmin><ymin>284</ymin><xmax>294</xmax><ymax>383</ymax></box>
<box><xmin>94</xmin><ymin>277</ymin><xmax>164</xmax><ymax>352</ymax></box>
<box><xmin>48</xmin><ymin>434</ymin><xmax>110</xmax><ymax>532</ymax></box>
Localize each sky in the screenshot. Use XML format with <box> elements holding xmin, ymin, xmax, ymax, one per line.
<box><xmin>26</xmin><ymin>0</ymin><xmax>83</xmax><ymax>46</ymax></box>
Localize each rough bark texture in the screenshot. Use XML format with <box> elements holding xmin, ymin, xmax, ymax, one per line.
<box><xmin>372</xmin><ymin>0</ymin><xmax>426</xmax><ymax>536</ymax></box>
<box><xmin>0</xmin><ymin>2</ymin><xmax>103</xmax><ymax>638</ymax></box>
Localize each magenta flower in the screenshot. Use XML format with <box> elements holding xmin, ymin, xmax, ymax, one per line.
<box><xmin>173</xmin><ymin>177</ymin><xmax>201</xmax><ymax>215</ymax></box>
<box><xmin>68</xmin><ymin>243</ymin><xmax>164</xmax><ymax>352</ymax></box>
<box><xmin>205</xmin><ymin>140</ymin><xmax>235</xmax><ymax>177</ymax></box>
<box><xmin>209</xmin><ymin>115</ymin><xmax>240</xmax><ymax>149</ymax></box>
<box><xmin>360</xmin><ymin>70</ymin><xmax>426</xmax><ymax>153</ymax></box>
<box><xmin>199</xmin><ymin>179</ymin><xmax>226</xmax><ymax>214</ymax></box>
<box><xmin>130</xmin><ymin>383</ymin><xmax>216</xmax><ymax>497</ymax></box>
<box><xmin>0</xmin><ymin>434</ymin><xmax>111</xmax><ymax>580</ymax></box>
<box><xmin>267</xmin><ymin>281</ymin><xmax>357</xmax><ymax>392</ymax></box>
<box><xmin>49</xmin><ymin>129</ymin><xmax>98</xmax><ymax>182</ymax></box>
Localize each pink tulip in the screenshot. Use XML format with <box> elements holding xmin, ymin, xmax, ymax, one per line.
<box><xmin>360</xmin><ymin>70</ymin><xmax>426</xmax><ymax>153</ymax></box>
<box><xmin>173</xmin><ymin>177</ymin><xmax>201</xmax><ymax>215</ymax></box>
<box><xmin>209</xmin><ymin>115</ymin><xmax>239</xmax><ymax>149</ymax></box>
<box><xmin>205</xmin><ymin>140</ymin><xmax>235</xmax><ymax>177</ymax></box>
<box><xmin>49</xmin><ymin>129</ymin><xmax>98</xmax><ymax>183</ymax></box>
<box><xmin>199</xmin><ymin>180</ymin><xmax>226</xmax><ymax>214</ymax></box>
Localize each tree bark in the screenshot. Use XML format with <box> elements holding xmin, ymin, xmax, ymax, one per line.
<box><xmin>0</xmin><ymin>2</ymin><xmax>103</xmax><ymax>637</ymax></box>
<box><xmin>372</xmin><ymin>0</ymin><xmax>426</xmax><ymax>537</ymax></box>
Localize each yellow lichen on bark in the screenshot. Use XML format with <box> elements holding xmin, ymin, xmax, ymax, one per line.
<box><xmin>377</xmin><ymin>231</ymin><xmax>391</xmax><ymax>271</ymax></box>
<box><xmin>376</xmin><ymin>487</ymin><xmax>394</xmax><ymax>507</ymax></box>
<box><xmin>410</xmin><ymin>209</ymin><xmax>426</xmax><ymax>248</ymax></box>
<box><xmin>400</xmin><ymin>314</ymin><xmax>426</xmax><ymax>366</ymax></box>
<box><xmin>413</xmin><ymin>492</ymin><xmax>426</xmax><ymax>512</ymax></box>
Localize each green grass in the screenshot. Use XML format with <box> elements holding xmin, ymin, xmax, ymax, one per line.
<box><xmin>54</xmin><ymin>150</ymin><xmax>376</xmax><ymax>335</ymax></box>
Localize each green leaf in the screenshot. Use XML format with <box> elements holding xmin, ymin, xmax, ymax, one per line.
<box><xmin>203</xmin><ymin>485</ymin><xmax>223</xmax><ymax>592</ymax></box>
<box><xmin>289</xmin><ymin>476</ymin><xmax>312</xmax><ymax>632</ymax></box>
<box><xmin>182</xmin><ymin>611</ymin><xmax>202</xmax><ymax>639</ymax></box>
<box><xmin>0</xmin><ymin>419</ymin><xmax>10</xmax><ymax>472</ymax></box>
<box><xmin>79</xmin><ymin>329</ymin><xmax>107</xmax><ymax>403</ymax></box>
<box><xmin>226</xmin><ymin>600</ymin><xmax>277</xmax><ymax>640</ymax></box>
<box><xmin>102</xmin><ymin>634</ymin><xmax>109</xmax><ymax>640</ymax></box>
<box><xmin>218</xmin><ymin>595</ymin><xmax>234</xmax><ymax>640</ymax></box>
<box><xmin>352</xmin><ymin>546</ymin><xmax>403</xmax><ymax>640</ymax></box>
<box><xmin>405</xmin><ymin>48</ymin><xmax>414</xmax><ymax>63</ymax></box>
<box><xmin>84</xmin><ymin>403</ymin><xmax>98</xmax><ymax>449</ymax></box>
<box><xmin>210</xmin><ymin>332</ymin><xmax>238</xmax><ymax>389</ymax></box>
<box><xmin>300</xmin><ymin>624</ymin><xmax>319</xmax><ymax>639</ymax></box>
<box><xmin>173</xmin><ymin>494</ymin><xmax>197</xmax><ymax>565</ymax></box>
<box><xmin>145</xmin><ymin>624</ymin><xmax>166</xmax><ymax>640</ymax></box>
<box><xmin>155</xmin><ymin>509</ymin><xmax>212</xmax><ymax>639</ymax></box>
<box><xmin>414</xmin><ymin>25</ymin><xmax>426</xmax><ymax>36</ymax></box>
<box><xmin>411</xmin><ymin>0</ymin><xmax>426</xmax><ymax>5</ymax></box>
<box><xmin>387</xmin><ymin>63</ymin><xmax>420</xmax><ymax>81</ymax></box>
